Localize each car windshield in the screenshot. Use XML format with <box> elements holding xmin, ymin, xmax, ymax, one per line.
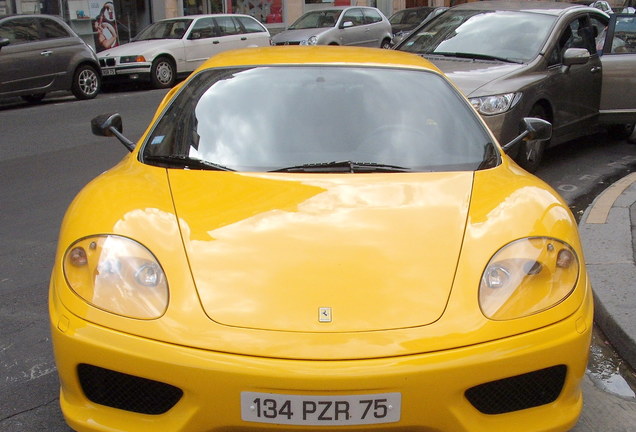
<box><xmin>390</xmin><ymin>8</ymin><xmax>433</xmax><ymax>26</ymax></box>
<box><xmin>399</xmin><ymin>9</ymin><xmax>557</xmax><ymax>63</ymax></box>
<box><xmin>142</xmin><ymin>66</ymin><xmax>496</xmax><ymax>172</ymax></box>
<box><xmin>134</xmin><ymin>18</ymin><xmax>193</xmax><ymax>40</ymax></box>
<box><xmin>288</xmin><ymin>10</ymin><xmax>343</xmax><ymax>29</ymax></box>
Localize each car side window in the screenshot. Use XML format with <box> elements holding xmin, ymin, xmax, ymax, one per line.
<box><xmin>547</xmin><ymin>16</ymin><xmax>596</xmax><ymax>66</ymax></box>
<box><xmin>235</xmin><ymin>16</ymin><xmax>266</xmax><ymax>33</ymax></box>
<box><xmin>0</xmin><ymin>17</ymin><xmax>39</xmax><ymax>44</ymax></box>
<box><xmin>609</xmin><ymin>15</ymin><xmax>636</xmax><ymax>53</ymax></box>
<box><xmin>190</xmin><ymin>18</ymin><xmax>216</xmax><ymax>39</ymax></box>
<box><xmin>216</xmin><ymin>16</ymin><xmax>241</xmax><ymax>36</ymax></box>
<box><xmin>362</xmin><ymin>9</ymin><xmax>383</xmax><ymax>25</ymax></box>
<box><xmin>342</xmin><ymin>9</ymin><xmax>365</xmax><ymax>27</ymax></box>
<box><xmin>39</xmin><ymin>18</ymin><xmax>70</xmax><ymax>39</ymax></box>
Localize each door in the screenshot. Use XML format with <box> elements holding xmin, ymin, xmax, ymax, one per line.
<box><xmin>543</xmin><ymin>14</ymin><xmax>603</xmax><ymax>141</ymax></box>
<box><xmin>599</xmin><ymin>13</ymin><xmax>636</xmax><ymax>125</ymax></box>
<box><xmin>0</xmin><ymin>17</ymin><xmax>55</xmax><ymax>95</ymax></box>
<box><xmin>339</xmin><ymin>8</ymin><xmax>372</xmax><ymax>46</ymax></box>
<box><xmin>184</xmin><ymin>17</ymin><xmax>220</xmax><ymax>72</ymax></box>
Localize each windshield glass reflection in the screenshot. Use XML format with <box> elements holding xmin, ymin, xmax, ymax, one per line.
<box><xmin>142</xmin><ymin>66</ymin><xmax>495</xmax><ymax>172</ymax></box>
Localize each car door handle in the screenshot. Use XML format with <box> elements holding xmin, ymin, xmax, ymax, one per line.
<box><xmin>40</xmin><ymin>50</ymin><xmax>53</xmax><ymax>56</ymax></box>
<box><xmin>591</xmin><ymin>66</ymin><xmax>602</xmax><ymax>73</ymax></box>
<box><xmin>213</xmin><ymin>40</ymin><xmax>220</xmax><ymax>44</ymax></box>
<box><xmin>241</xmin><ymin>37</ymin><xmax>247</xmax><ymax>40</ymax></box>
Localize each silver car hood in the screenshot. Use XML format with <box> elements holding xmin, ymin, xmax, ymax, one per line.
<box><xmin>272</xmin><ymin>28</ymin><xmax>331</xmax><ymax>43</ymax></box>
<box><xmin>424</xmin><ymin>56</ymin><xmax>524</xmax><ymax>97</ymax></box>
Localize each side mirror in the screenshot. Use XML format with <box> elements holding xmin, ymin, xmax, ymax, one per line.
<box><xmin>91</xmin><ymin>113</ymin><xmax>135</xmax><ymax>152</ymax></box>
<box><xmin>341</xmin><ymin>21</ymin><xmax>354</xmax><ymax>29</ymax></box>
<box><xmin>189</xmin><ymin>31</ymin><xmax>201</xmax><ymax>40</ymax></box>
<box><xmin>0</xmin><ymin>38</ymin><xmax>10</xmax><ymax>49</ymax></box>
<box><xmin>502</xmin><ymin>117</ymin><xmax>552</xmax><ymax>153</ymax></box>
<box><xmin>562</xmin><ymin>48</ymin><xmax>591</xmax><ymax>66</ymax></box>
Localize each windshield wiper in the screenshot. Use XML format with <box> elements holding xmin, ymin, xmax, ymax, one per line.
<box><xmin>143</xmin><ymin>155</ymin><xmax>234</xmax><ymax>171</ymax></box>
<box><xmin>270</xmin><ymin>161</ymin><xmax>412</xmax><ymax>173</ymax></box>
<box><xmin>430</xmin><ymin>52</ymin><xmax>522</xmax><ymax>64</ymax></box>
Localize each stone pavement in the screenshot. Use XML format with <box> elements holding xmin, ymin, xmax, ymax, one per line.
<box><xmin>579</xmin><ymin>171</ymin><xmax>636</xmax><ymax>369</ymax></box>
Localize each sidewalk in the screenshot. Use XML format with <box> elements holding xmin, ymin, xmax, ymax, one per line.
<box><xmin>579</xmin><ymin>171</ymin><xmax>636</xmax><ymax>369</ymax></box>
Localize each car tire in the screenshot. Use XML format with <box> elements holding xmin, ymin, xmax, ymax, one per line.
<box><xmin>150</xmin><ymin>57</ymin><xmax>176</xmax><ymax>89</ymax></box>
<box><xmin>606</xmin><ymin>123</ymin><xmax>635</xmax><ymax>140</ymax></box>
<box><xmin>381</xmin><ymin>38</ymin><xmax>392</xmax><ymax>49</ymax></box>
<box><xmin>71</xmin><ymin>64</ymin><xmax>100</xmax><ymax>100</ymax></box>
<box><xmin>21</xmin><ymin>93</ymin><xmax>46</xmax><ymax>104</ymax></box>
<box><xmin>515</xmin><ymin>104</ymin><xmax>549</xmax><ymax>173</ymax></box>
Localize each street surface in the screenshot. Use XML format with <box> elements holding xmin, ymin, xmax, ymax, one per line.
<box><xmin>0</xmin><ymin>89</ymin><xmax>635</xmax><ymax>431</ymax></box>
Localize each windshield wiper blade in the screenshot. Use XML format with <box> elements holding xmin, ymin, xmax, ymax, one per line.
<box><xmin>430</xmin><ymin>52</ymin><xmax>522</xmax><ymax>64</ymax></box>
<box><xmin>270</xmin><ymin>161</ymin><xmax>411</xmax><ymax>173</ymax></box>
<box><xmin>143</xmin><ymin>155</ymin><xmax>234</xmax><ymax>171</ymax></box>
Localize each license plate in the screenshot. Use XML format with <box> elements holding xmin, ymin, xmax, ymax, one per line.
<box><xmin>102</xmin><ymin>69</ymin><xmax>116</xmax><ymax>76</ymax></box>
<box><xmin>241</xmin><ymin>391</ymin><xmax>401</xmax><ymax>426</ymax></box>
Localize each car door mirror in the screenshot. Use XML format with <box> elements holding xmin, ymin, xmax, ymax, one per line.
<box><xmin>91</xmin><ymin>113</ymin><xmax>135</xmax><ymax>152</ymax></box>
<box><xmin>342</xmin><ymin>21</ymin><xmax>354</xmax><ymax>29</ymax></box>
<box><xmin>562</xmin><ymin>48</ymin><xmax>590</xmax><ymax>66</ymax></box>
<box><xmin>502</xmin><ymin>117</ymin><xmax>552</xmax><ymax>153</ymax></box>
<box><xmin>0</xmin><ymin>37</ymin><xmax>9</xmax><ymax>49</ymax></box>
<box><xmin>189</xmin><ymin>31</ymin><xmax>201</xmax><ymax>40</ymax></box>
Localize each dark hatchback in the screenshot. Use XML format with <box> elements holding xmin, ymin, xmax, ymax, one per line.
<box><xmin>0</xmin><ymin>14</ymin><xmax>101</xmax><ymax>102</ymax></box>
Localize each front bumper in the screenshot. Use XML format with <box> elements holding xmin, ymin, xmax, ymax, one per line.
<box><xmin>100</xmin><ymin>64</ymin><xmax>152</xmax><ymax>82</ymax></box>
<box><xmin>50</xmin><ymin>282</ymin><xmax>593</xmax><ymax>432</ymax></box>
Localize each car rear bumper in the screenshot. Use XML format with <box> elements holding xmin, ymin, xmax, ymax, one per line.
<box><xmin>50</xmin><ymin>280</ymin><xmax>593</xmax><ymax>432</ymax></box>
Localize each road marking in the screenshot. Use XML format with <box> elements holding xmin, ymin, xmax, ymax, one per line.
<box><xmin>586</xmin><ymin>172</ymin><xmax>636</xmax><ymax>224</ymax></box>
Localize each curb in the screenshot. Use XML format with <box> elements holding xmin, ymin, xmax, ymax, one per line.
<box><xmin>579</xmin><ymin>172</ymin><xmax>636</xmax><ymax>370</ymax></box>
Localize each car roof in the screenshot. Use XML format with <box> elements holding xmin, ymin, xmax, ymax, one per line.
<box><xmin>159</xmin><ymin>14</ymin><xmax>256</xmax><ymax>21</ymax></box>
<box><xmin>451</xmin><ymin>0</ymin><xmax>592</xmax><ymax>15</ymax></box>
<box><xmin>196</xmin><ymin>46</ymin><xmax>442</xmax><ymax>73</ymax></box>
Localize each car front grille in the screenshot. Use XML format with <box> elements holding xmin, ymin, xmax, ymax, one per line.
<box><xmin>274</xmin><ymin>41</ymin><xmax>301</xmax><ymax>46</ymax></box>
<box><xmin>465</xmin><ymin>365</ymin><xmax>567</xmax><ymax>414</ymax></box>
<box><xmin>99</xmin><ymin>58</ymin><xmax>116</xmax><ymax>67</ymax></box>
<box><xmin>78</xmin><ymin>363</ymin><xmax>183</xmax><ymax>415</ymax></box>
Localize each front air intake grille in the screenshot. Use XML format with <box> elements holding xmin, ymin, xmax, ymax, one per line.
<box><xmin>99</xmin><ymin>58</ymin><xmax>116</xmax><ymax>67</ymax></box>
<box><xmin>78</xmin><ymin>363</ymin><xmax>183</xmax><ymax>415</ymax></box>
<box><xmin>465</xmin><ymin>365</ymin><xmax>567</xmax><ymax>414</ymax></box>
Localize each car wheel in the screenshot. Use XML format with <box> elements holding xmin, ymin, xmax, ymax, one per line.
<box><xmin>150</xmin><ymin>57</ymin><xmax>176</xmax><ymax>89</ymax></box>
<box><xmin>21</xmin><ymin>93</ymin><xmax>46</xmax><ymax>104</ymax></box>
<box><xmin>381</xmin><ymin>39</ymin><xmax>392</xmax><ymax>49</ymax></box>
<box><xmin>515</xmin><ymin>104</ymin><xmax>549</xmax><ymax>173</ymax></box>
<box><xmin>606</xmin><ymin>123</ymin><xmax>635</xmax><ymax>140</ymax></box>
<box><xmin>71</xmin><ymin>64</ymin><xmax>100</xmax><ymax>100</ymax></box>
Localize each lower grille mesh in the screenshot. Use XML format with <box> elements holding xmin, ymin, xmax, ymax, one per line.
<box><xmin>465</xmin><ymin>365</ymin><xmax>567</xmax><ymax>414</ymax></box>
<box><xmin>78</xmin><ymin>363</ymin><xmax>183</xmax><ymax>415</ymax></box>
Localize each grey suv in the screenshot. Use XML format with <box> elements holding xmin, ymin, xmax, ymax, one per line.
<box><xmin>272</xmin><ymin>7</ymin><xmax>392</xmax><ymax>48</ymax></box>
<box><xmin>0</xmin><ymin>14</ymin><xmax>101</xmax><ymax>102</ymax></box>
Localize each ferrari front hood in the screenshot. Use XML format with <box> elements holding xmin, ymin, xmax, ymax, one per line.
<box><xmin>169</xmin><ymin>171</ymin><xmax>473</xmax><ymax>333</ymax></box>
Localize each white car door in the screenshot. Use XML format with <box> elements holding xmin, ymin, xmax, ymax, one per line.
<box><xmin>184</xmin><ymin>17</ymin><xmax>222</xmax><ymax>72</ymax></box>
<box><xmin>599</xmin><ymin>13</ymin><xmax>636</xmax><ymax>129</ymax></box>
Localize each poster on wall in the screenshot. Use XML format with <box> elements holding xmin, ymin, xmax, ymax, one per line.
<box><xmin>89</xmin><ymin>1</ymin><xmax>119</xmax><ymax>52</ymax></box>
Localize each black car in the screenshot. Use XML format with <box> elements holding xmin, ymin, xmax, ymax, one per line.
<box><xmin>0</xmin><ymin>14</ymin><xmax>101</xmax><ymax>102</ymax></box>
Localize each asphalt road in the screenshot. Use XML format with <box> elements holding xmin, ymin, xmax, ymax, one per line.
<box><xmin>0</xmin><ymin>89</ymin><xmax>635</xmax><ymax>431</ymax></box>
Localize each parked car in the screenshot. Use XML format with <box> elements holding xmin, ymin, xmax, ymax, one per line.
<box><xmin>395</xmin><ymin>1</ymin><xmax>636</xmax><ymax>171</ymax></box>
<box><xmin>271</xmin><ymin>6</ymin><xmax>392</xmax><ymax>48</ymax></box>
<box><xmin>98</xmin><ymin>14</ymin><xmax>271</xmax><ymax>89</ymax></box>
<box><xmin>389</xmin><ymin>6</ymin><xmax>446</xmax><ymax>45</ymax></box>
<box><xmin>0</xmin><ymin>14</ymin><xmax>101</xmax><ymax>102</ymax></box>
<box><xmin>51</xmin><ymin>45</ymin><xmax>592</xmax><ymax>432</ymax></box>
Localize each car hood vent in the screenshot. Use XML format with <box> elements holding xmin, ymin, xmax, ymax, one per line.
<box><xmin>168</xmin><ymin>171</ymin><xmax>473</xmax><ymax>333</ymax></box>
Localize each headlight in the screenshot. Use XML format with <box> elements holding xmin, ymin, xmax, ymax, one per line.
<box><xmin>470</xmin><ymin>93</ymin><xmax>520</xmax><ymax>115</ymax></box>
<box><xmin>63</xmin><ymin>235</ymin><xmax>168</xmax><ymax>319</ymax></box>
<box><xmin>479</xmin><ymin>237</ymin><xmax>579</xmax><ymax>320</ymax></box>
<box><xmin>301</xmin><ymin>35</ymin><xmax>318</xmax><ymax>45</ymax></box>
<box><xmin>120</xmin><ymin>55</ymin><xmax>146</xmax><ymax>63</ymax></box>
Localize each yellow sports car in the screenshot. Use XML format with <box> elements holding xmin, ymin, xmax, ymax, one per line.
<box><xmin>49</xmin><ymin>46</ymin><xmax>592</xmax><ymax>432</ymax></box>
